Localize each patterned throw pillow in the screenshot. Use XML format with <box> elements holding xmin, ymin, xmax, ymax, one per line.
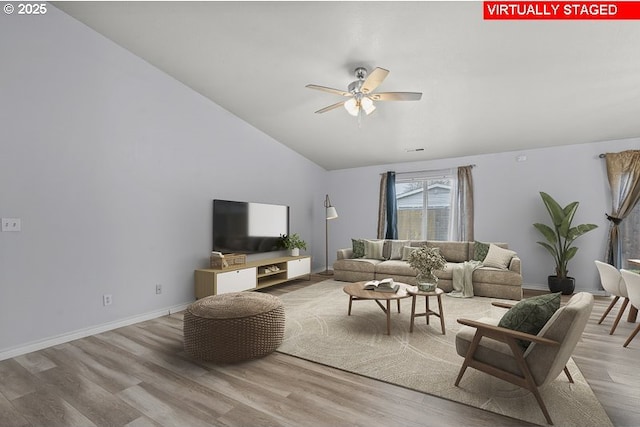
<box><xmin>482</xmin><ymin>244</ymin><xmax>517</xmax><ymax>269</ymax></box>
<box><xmin>352</xmin><ymin>239</ymin><xmax>365</xmax><ymax>259</ymax></box>
<box><xmin>364</xmin><ymin>239</ymin><xmax>385</xmax><ymax>260</ymax></box>
<box><xmin>498</xmin><ymin>292</ymin><xmax>561</xmax><ymax>348</ymax></box>
<box><xmin>473</xmin><ymin>241</ymin><xmax>490</xmax><ymax>261</ymax></box>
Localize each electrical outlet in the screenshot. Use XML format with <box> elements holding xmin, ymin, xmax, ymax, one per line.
<box><xmin>156</xmin><ymin>284</ymin><xmax>162</xmax><ymax>294</ymax></box>
<box><xmin>1</xmin><ymin>218</ymin><xmax>21</xmax><ymax>232</ymax></box>
<box><xmin>103</xmin><ymin>294</ymin><xmax>112</xmax><ymax>306</ymax></box>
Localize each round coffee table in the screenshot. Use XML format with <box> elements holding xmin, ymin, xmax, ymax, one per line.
<box><xmin>343</xmin><ymin>281</ymin><xmax>415</xmax><ymax>335</ymax></box>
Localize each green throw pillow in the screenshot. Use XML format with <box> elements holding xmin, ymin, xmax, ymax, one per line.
<box><xmin>498</xmin><ymin>292</ymin><xmax>561</xmax><ymax>349</ymax></box>
<box><xmin>473</xmin><ymin>241</ymin><xmax>490</xmax><ymax>261</ymax></box>
<box><xmin>352</xmin><ymin>239</ymin><xmax>365</xmax><ymax>259</ymax></box>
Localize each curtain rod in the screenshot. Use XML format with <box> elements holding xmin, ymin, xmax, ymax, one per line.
<box><xmin>599</xmin><ymin>154</ymin><xmax>606</xmax><ymax>158</ymax></box>
<box><xmin>386</xmin><ymin>164</ymin><xmax>476</xmax><ymax>176</ymax></box>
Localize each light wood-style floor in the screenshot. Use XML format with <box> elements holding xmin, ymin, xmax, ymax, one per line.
<box><xmin>1</xmin><ymin>275</ymin><xmax>639</xmax><ymax>427</ymax></box>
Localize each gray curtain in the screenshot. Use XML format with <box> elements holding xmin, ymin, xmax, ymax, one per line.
<box><xmin>377</xmin><ymin>173</ymin><xmax>387</xmax><ymax>239</ymax></box>
<box><xmin>456</xmin><ymin>165</ymin><xmax>475</xmax><ymax>241</ymax></box>
<box><xmin>377</xmin><ymin>171</ymin><xmax>397</xmax><ymax>239</ymax></box>
<box><xmin>604</xmin><ymin>150</ymin><xmax>640</xmax><ymax>267</ymax></box>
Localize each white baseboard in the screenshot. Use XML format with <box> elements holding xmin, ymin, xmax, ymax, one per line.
<box><xmin>0</xmin><ymin>302</ymin><xmax>192</xmax><ymax>362</ymax></box>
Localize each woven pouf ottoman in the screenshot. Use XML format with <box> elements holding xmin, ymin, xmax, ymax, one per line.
<box><xmin>183</xmin><ymin>292</ymin><xmax>285</xmax><ymax>363</ymax></box>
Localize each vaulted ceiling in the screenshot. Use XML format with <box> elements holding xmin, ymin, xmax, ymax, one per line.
<box><xmin>54</xmin><ymin>1</ymin><xmax>640</xmax><ymax>170</ymax></box>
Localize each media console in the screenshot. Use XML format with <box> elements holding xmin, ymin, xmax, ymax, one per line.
<box><xmin>194</xmin><ymin>255</ymin><xmax>311</xmax><ymax>299</ymax></box>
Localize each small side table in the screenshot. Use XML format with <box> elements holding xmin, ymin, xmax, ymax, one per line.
<box><xmin>409</xmin><ymin>287</ymin><xmax>445</xmax><ymax>334</ymax></box>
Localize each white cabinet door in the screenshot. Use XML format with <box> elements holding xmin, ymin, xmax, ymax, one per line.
<box><xmin>287</xmin><ymin>257</ymin><xmax>311</xmax><ymax>279</ymax></box>
<box><xmin>216</xmin><ymin>267</ymin><xmax>257</xmax><ymax>294</ymax></box>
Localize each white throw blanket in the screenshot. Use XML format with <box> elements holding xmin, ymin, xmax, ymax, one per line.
<box><xmin>448</xmin><ymin>260</ymin><xmax>483</xmax><ymax>298</ymax></box>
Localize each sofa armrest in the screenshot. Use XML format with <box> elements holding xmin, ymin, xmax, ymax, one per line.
<box><xmin>337</xmin><ymin>248</ymin><xmax>353</xmax><ymax>260</ymax></box>
<box><xmin>509</xmin><ymin>256</ymin><xmax>521</xmax><ymax>275</ymax></box>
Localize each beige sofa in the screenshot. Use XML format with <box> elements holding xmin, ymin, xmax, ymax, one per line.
<box><xmin>333</xmin><ymin>240</ymin><xmax>522</xmax><ymax>300</ymax></box>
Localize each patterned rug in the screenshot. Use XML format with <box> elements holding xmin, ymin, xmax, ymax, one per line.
<box><xmin>277</xmin><ymin>280</ymin><xmax>612</xmax><ymax>427</ymax></box>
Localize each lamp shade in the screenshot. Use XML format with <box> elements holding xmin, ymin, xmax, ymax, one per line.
<box><xmin>326</xmin><ymin>206</ymin><xmax>338</xmax><ymax>220</ymax></box>
<box><xmin>344</xmin><ymin>98</ymin><xmax>359</xmax><ymax>116</ymax></box>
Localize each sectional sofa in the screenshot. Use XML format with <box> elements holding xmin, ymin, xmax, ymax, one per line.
<box><xmin>333</xmin><ymin>240</ymin><xmax>523</xmax><ymax>300</ymax></box>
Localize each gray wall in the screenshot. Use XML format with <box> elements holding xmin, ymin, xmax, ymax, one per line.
<box><xmin>327</xmin><ymin>138</ymin><xmax>639</xmax><ymax>292</ymax></box>
<box><xmin>0</xmin><ymin>7</ymin><xmax>326</xmax><ymax>356</ymax></box>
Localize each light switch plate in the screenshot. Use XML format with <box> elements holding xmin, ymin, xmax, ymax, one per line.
<box><xmin>2</xmin><ymin>218</ymin><xmax>21</xmax><ymax>232</ymax></box>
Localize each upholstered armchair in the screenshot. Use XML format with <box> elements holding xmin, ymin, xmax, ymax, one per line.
<box><xmin>454</xmin><ymin>292</ymin><xmax>594</xmax><ymax>425</ymax></box>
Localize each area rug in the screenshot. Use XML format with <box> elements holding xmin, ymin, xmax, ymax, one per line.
<box><xmin>277</xmin><ymin>280</ymin><xmax>613</xmax><ymax>427</ymax></box>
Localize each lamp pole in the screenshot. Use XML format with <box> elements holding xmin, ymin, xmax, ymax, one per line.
<box><xmin>321</xmin><ymin>194</ymin><xmax>338</xmax><ymax>275</ymax></box>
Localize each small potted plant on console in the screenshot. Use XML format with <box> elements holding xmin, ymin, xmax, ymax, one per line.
<box><xmin>279</xmin><ymin>233</ymin><xmax>307</xmax><ymax>256</ymax></box>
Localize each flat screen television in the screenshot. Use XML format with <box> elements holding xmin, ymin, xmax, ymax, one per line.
<box><xmin>212</xmin><ymin>199</ymin><xmax>289</xmax><ymax>254</ymax></box>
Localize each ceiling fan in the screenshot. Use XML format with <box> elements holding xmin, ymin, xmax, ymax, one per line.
<box><xmin>306</xmin><ymin>67</ymin><xmax>422</xmax><ymax>118</ymax></box>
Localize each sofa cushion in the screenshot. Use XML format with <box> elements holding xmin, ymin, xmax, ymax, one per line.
<box><xmin>434</xmin><ymin>262</ymin><xmax>454</xmax><ymax>280</ymax></box>
<box><xmin>498</xmin><ymin>292</ymin><xmax>561</xmax><ymax>348</ymax></box>
<box><xmin>427</xmin><ymin>241</ymin><xmax>469</xmax><ymax>263</ymax></box>
<box><xmin>388</xmin><ymin>240</ymin><xmax>411</xmax><ymax>260</ymax></box>
<box><xmin>482</xmin><ymin>244</ymin><xmax>517</xmax><ymax>269</ymax></box>
<box><xmin>333</xmin><ymin>258</ymin><xmax>382</xmax><ymax>273</ymax></box>
<box><xmin>473</xmin><ymin>267</ymin><xmax>522</xmax><ymax>286</ymax></box>
<box><xmin>375</xmin><ymin>260</ymin><xmax>416</xmax><ymax>276</ymax></box>
<box><xmin>364</xmin><ymin>239</ymin><xmax>385</xmax><ymax>260</ymax></box>
<box><xmin>351</xmin><ymin>239</ymin><xmax>365</xmax><ymax>258</ymax></box>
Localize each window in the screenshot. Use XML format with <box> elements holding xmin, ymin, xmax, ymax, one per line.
<box><xmin>621</xmin><ymin>202</ymin><xmax>640</xmax><ymax>268</ymax></box>
<box><xmin>395</xmin><ymin>170</ymin><xmax>457</xmax><ymax>241</ymax></box>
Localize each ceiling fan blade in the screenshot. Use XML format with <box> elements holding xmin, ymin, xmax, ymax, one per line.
<box><xmin>369</xmin><ymin>92</ymin><xmax>422</xmax><ymax>101</ymax></box>
<box><xmin>306</xmin><ymin>84</ymin><xmax>351</xmax><ymax>97</ymax></box>
<box><xmin>361</xmin><ymin>67</ymin><xmax>389</xmax><ymax>94</ymax></box>
<box><xmin>314</xmin><ymin>101</ymin><xmax>346</xmax><ymax>114</ymax></box>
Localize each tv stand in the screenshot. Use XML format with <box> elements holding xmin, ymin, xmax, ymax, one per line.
<box><xmin>194</xmin><ymin>255</ymin><xmax>311</xmax><ymax>299</ymax></box>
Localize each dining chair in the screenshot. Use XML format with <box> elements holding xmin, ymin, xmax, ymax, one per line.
<box><xmin>594</xmin><ymin>260</ymin><xmax>629</xmax><ymax>334</ymax></box>
<box><xmin>620</xmin><ymin>269</ymin><xmax>640</xmax><ymax>348</ymax></box>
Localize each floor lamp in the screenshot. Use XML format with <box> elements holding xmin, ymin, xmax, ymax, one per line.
<box><xmin>320</xmin><ymin>194</ymin><xmax>338</xmax><ymax>275</ymax></box>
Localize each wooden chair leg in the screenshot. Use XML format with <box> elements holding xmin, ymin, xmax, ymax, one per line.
<box><xmin>610</xmin><ymin>298</ymin><xmax>630</xmax><ymax>335</ymax></box>
<box><xmin>623</xmin><ymin>323</ymin><xmax>640</xmax><ymax>348</ymax></box>
<box><xmin>455</xmin><ymin>330</ymin><xmax>483</xmax><ymax>386</ymax></box>
<box><xmin>504</xmin><ymin>338</ymin><xmax>554</xmax><ymax>425</ymax></box>
<box><xmin>598</xmin><ymin>296</ymin><xmax>620</xmax><ymax>324</ymax></box>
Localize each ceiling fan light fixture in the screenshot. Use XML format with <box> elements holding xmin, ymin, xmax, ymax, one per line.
<box><xmin>308</xmin><ymin>66</ymin><xmax>421</xmax><ymax>118</ymax></box>
<box><xmin>361</xmin><ymin>96</ymin><xmax>375</xmax><ymax>115</ymax></box>
<box><xmin>344</xmin><ymin>96</ymin><xmax>375</xmax><ymax>116</ymax></box>
<box><xmin>344</xmin><ymin>98</ymin><xmax>359</xmax><ymax>116</ymax></box>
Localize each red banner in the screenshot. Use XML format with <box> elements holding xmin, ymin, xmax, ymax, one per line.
<box><xmin>484</xmin><ymin>1</ymin><xmax>640</xmax><ymax>19</ymax></box>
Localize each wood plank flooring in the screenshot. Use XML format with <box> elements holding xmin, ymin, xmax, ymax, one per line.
<box><xmin>1</xmin><ymin>276</ymin><xmax>638</xmax><ymax>426</ymax></box>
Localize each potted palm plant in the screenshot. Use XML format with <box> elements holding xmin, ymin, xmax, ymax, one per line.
<box><xmin>533</xmin><ymin>192</ymin><xmax>598</xmax><ymax>294</ymax></box>
<box><xmin>278</xmin><ymin>233</ymin><xmax>307</xmax><ymax>256</ymax></box>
